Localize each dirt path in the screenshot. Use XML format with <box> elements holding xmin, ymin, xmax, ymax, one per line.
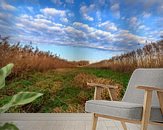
<box><xmin>55</xmin><ymin>68</ymin><xmax>75</xmax><ymax>72</ymax></box>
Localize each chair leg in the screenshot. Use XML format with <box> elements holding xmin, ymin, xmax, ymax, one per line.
<box><xmin>141</xmin><ymin>90</ymin><xmax>152</xmax><ymax>130</ymax></box>
<box><xmin>141</xmin><ymin>122</ymin><xmax>148</xmax><ymax>130</ymax></box>
<box><xmin>121</xmin><ymin>121</ymin><xmax>127</xmax><ymax>130</ymax></box>
<box><xmin>92</xmin><ymin>113</ymin><xmax>98</xmax><ymax>130</ymax></box>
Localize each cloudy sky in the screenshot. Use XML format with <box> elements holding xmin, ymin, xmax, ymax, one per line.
<box><xmin>0</xmin><ymin>0</ymin><xmax>163</xmax><ymax>62</ymax></box>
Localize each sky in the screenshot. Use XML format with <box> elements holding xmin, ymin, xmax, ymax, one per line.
<box><xmin>0</xmin><ymin>0</ymin><xmax>163</xmax><ymax>62</ymax></box>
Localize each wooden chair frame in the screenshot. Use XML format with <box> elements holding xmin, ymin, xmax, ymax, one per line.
<box><xmin>87</xmin><ymin>83</ymin><xmax>163</xmax><ymax>130</ymax></box>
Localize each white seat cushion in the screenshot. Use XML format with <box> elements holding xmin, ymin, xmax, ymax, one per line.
<box><xmin>85</xmin><ymin>100</ymin><xmax>163</xmax><ymax>122</ymax></box>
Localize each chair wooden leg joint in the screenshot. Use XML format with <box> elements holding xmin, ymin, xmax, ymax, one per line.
<box><xmin>121</xmin><ymin>121</ymin><xmax>127</xmax><ymax>130</ymax></box>
<box><xmin>92</xmin><ymin>113</ymin><xmax>98</xmax><ymax>130</ymax></box>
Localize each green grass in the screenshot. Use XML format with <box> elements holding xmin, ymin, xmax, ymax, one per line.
<box><xmin>79</xmin><ymin>68</ymin><xmax>131</xmax><ymax>94</ymax></box>
<box><xmin>0</xmin><ymin>68</ymin><xmax>130</xmax><ymax>113</ymax></box>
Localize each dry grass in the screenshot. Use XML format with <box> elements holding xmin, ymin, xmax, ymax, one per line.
<box><xmin>0</xmin><ymin>41</ymin><xmax>77</xmax><ymax>76</ymax></box>
<box><xmin>53</xmin><ymin>104</ymin><xmax>84</xmax><ymax>113</ymax></box>
<box><xmin>88</xmin><ymin>40</ymin><xmax>163</xmax><ymax>72</ymax></box>
<box><xmin>73</xmin><ymin>73</ymin><xmax>123</xmax><ymax>100</ymax></box>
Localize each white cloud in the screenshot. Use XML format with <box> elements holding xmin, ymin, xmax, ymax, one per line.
<box><xmin>138</xmin><ymin>25</ymin><xmax>145</xmax><ymax>30</ymax></box>
<box><xmin>64</xmin><ymin>26</ymin><xmax>85</xmax><ymax>38</ymax></box>
<box><xmin>73</xmin><ymin>22</ymin><xmax>95</xmax><ymax>33</ymax></box>
<box><xmin>40</xmin><ymin>8</ymin><xmax>66</xmax><ymax>17</ymax></box>
<box><xmin>98</xmin><ymin>0</ymin><xmax>105</xmax><ymax>5</ymax></box>
<box><xmin>73</xmin><ymin>22</ymin><xmax>114</xmax><ymax>44</ymax></box>
<box><xmin>20</xmin><ymin>14</ymin><xmax>33</xmax><ymax>20</ymax></box>
<box><xmin>115</xmin><ymin>30</ymin><xmax>146</xmax><ymax>45</ymax></box>
<box><xmin>124</xmin><ymin>0</ymin><xmax>163</xmax><ymax>12</ymax></box>
<box><xmin>35</xmin><ymin>14</ymin><xmax>46</xmax><ymax>19</ymax></box>
<box><xmin>83</xmin><ymin>14</ymin><xmax>94</xmax><ymax>21</ymax></box>
<box><xmin>33</xmin><ymin>18</ymin><xmax>53</xmax><ymax>25</ymax></box>
<box><xmin>68</xmin><ymin>12</ymin><xmax>74</xmax><ymax>17</ymax></box>
<box><xmin>138</xmin><ymin>25</ymin><xmax>150</xmax><ymax>31</ymax></box>
<box><xmin>17</xmin><ymin>14</ymin><xmax>64</xmax><ymax>35</ymax></box>
<box><xmin>144</xmin><ymin>0</ymin><xmax>163</xmax><ymax>9</ymax></box>
<box><xmin>40</xmin><ymin>7</ymin><xmax>69</xmax><ymax>23</ymax></box>
<box><xmin>1</xmin><ymin>5</ymin><xmax>156</xmax><ymax>52</ymax></box>
<box><xmin>129</xmin><ymin>17</ymin><xmax>149</xmax><ymax>32</ymax></box>
<box><xmin>72</xmin><ymin>21</ymin><xmax>148</xmax><ymax>51</ymax></box>
<box><xmin>27</xmin><ymin>7</ymin><xmax>34</xmax><ymax>13</ymax></box>
<box><xmin>66</xmin><ymin>0</ymin><xmax>74</xmax><ymax>4</ymax></box>
<box><xmin>143</xmin><ymin>12</ymin><xmax>151</xmax><ymax>18</ymax></box>
<box><xmin>51</xmin><ymin>0</ymin><xmax>62</xmax><ymax>5</ymax></box>
<box><xmin>49</xmin><ymin>26</ymin><xmax>63</xmax><ymax>32</ymax></box>
<box><xmin>80</xmin><ymin>5</ymin><xmax>95</xmax><ymax>21</ymax></box>
<box><xmin>94</xmin><ymin>30</ymin><xmax>112</xmax><ymax>38</ymax></box>
<box><xmin>1</xmin><ymin>0</ymin><xmax>17</xmax><ymax>11</ymax></box>
<box><xmin>0</xmin><ymin>12</ymin><xmax>5</xmax><ymax>19</ymax></box>
<box><xmin>96</xmin><ymin>11</ymin><xmax>102</xmax><ymax>22</ymax></box>
<box><xmin>0</xmin><ymin>12</ymin><xmax>12</xmax><ymax>19</ymax></box>
<box><xmin>121</xmin><ymin>17</ymin><xmax>125</xmax><ymax>20</ymax></box>
<box><xmin>99</xmin><ymin>21</ymin><xmax>117</xmax><ymax>31</ymax></box>
<box><xmin>159</xmin><ymin>31</ymin><xmax>163</xmax><ymax>38</ymax></box>
<box><xmin>129</xmin><ymin>17</ymin><xmax>142</xmax><ymax>30</ymax></box>
<box><xmin>16</xmin><ymin>23</ymin><xmax>24</xmax><ymax>28</ymax></box>
<box><xmin>110</xmin><ymin>3</ymin><xmax>120</xmax><ymax>18</ymax></box>
<box><xmin>110</xmin><ymin>3</ymin><xmax>119</xmax><ymax>11</ymax></box>
<box><xmin>130</xmin><ymin>17</ymin><xmax>138</xmax><ymax>25</ymax></box>
<box><xmin>155</xmin><ymin>17</ymin><xmax>163</xmax><ymax>27</ymax></box>
<box><xmin>147</xmin><ymin>30</ymin><xmax>163</xmax><ymax>40</ymax></box>
<box><xmin>60</xmin><ymin>17</ymin><xmax>68</xmax><ymax>23</ymax></box>
<box><xmin>158</xmin><ymin>5</ymin><xmax>163</xmax><ymax>14</ymax></box>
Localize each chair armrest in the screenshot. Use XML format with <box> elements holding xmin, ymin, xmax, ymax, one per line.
<box><xmin>137</xmin><ymin>86</ymin><xmax>163</xmax><ymax>92</ymax></box>
<box><xmin>137</xmin><ymin>86</ymin><xmax>163</xmax><ymax>123</ymax></box>
<box><xmin>87</xmin><ymin>82</ymin><xmax>118</xmax><ymax>89</ymax></box>
<box><xmin>137</xmin><ymin>86</ymin><xmax>163</xmax><ymax>116</ymax></box>
<box><xmin>87</xmin><ymin>82</ymin><xmax>118</xmax><ymax>100</ymax></box>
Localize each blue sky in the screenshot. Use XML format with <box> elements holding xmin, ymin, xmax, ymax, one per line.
<box><xmin>0</xmin><ymin>0</ymin><xmax>163</xmax><ymax>62</ymax></box>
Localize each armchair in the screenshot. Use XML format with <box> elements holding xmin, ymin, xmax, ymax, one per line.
<box><xmin>85</xmin><ymin>69</ymin><xmax>163</xmax><ymax>130</ymax></box>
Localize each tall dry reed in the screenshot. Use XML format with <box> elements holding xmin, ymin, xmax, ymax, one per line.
<box><xmin>0</xmin><ymin>40</ymin><xmax>76</xmax><ymax>76</ymax></box>
<box><xmin>88</xmin><ymin>40</ymin><xmax>163</xmax><ymax>72</ymax></box>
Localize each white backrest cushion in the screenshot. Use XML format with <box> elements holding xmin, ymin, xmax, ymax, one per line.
<box><xmin>122</xmin><ymin>68</ymin><xmax>163</xmax><ymax>107</ymax></box>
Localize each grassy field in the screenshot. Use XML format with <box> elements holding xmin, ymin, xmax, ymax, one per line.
<box><xmin>0</xmin><ymin>41</ymin><xmax>161</xmax><ymax>113</ymax></box>
<box><xmin>0</xmin><ymin>68</ymin><xmax>130</xmax><ymax>113</ymax></box>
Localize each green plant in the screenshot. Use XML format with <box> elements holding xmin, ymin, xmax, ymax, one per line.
<box><xmin>0</xmin><ymin>123</ymin><xmax>19</xmax><ymax>130</ymax></box>
<box><xmin>0</xmin><ymin>63</ymin><xmax>43</xmax><ymax>130</ymax></box>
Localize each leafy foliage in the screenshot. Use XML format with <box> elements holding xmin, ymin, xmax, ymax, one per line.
<box><xmin>0</xmin><ymin>92</ymin><xmax>43</xmax><ymax>113</ymax></box>
<box><xmin>0</xmin><ymin>64</ymin><xmax>43</xmax><ymax>130</ymax></box>
<box><xmin>0</xmin><ymin>63</ymin><xmax>14</xmax><ymax>89</ymax></box>
<box><xmin>0</xmin><ymin>123</ymin><xmax>19</xmax><ymax>130</ymax></box>
<box><xmin>0</xmin><ymin>64</ymin><xmax>43</xmax><ymax>113</ymax></box>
